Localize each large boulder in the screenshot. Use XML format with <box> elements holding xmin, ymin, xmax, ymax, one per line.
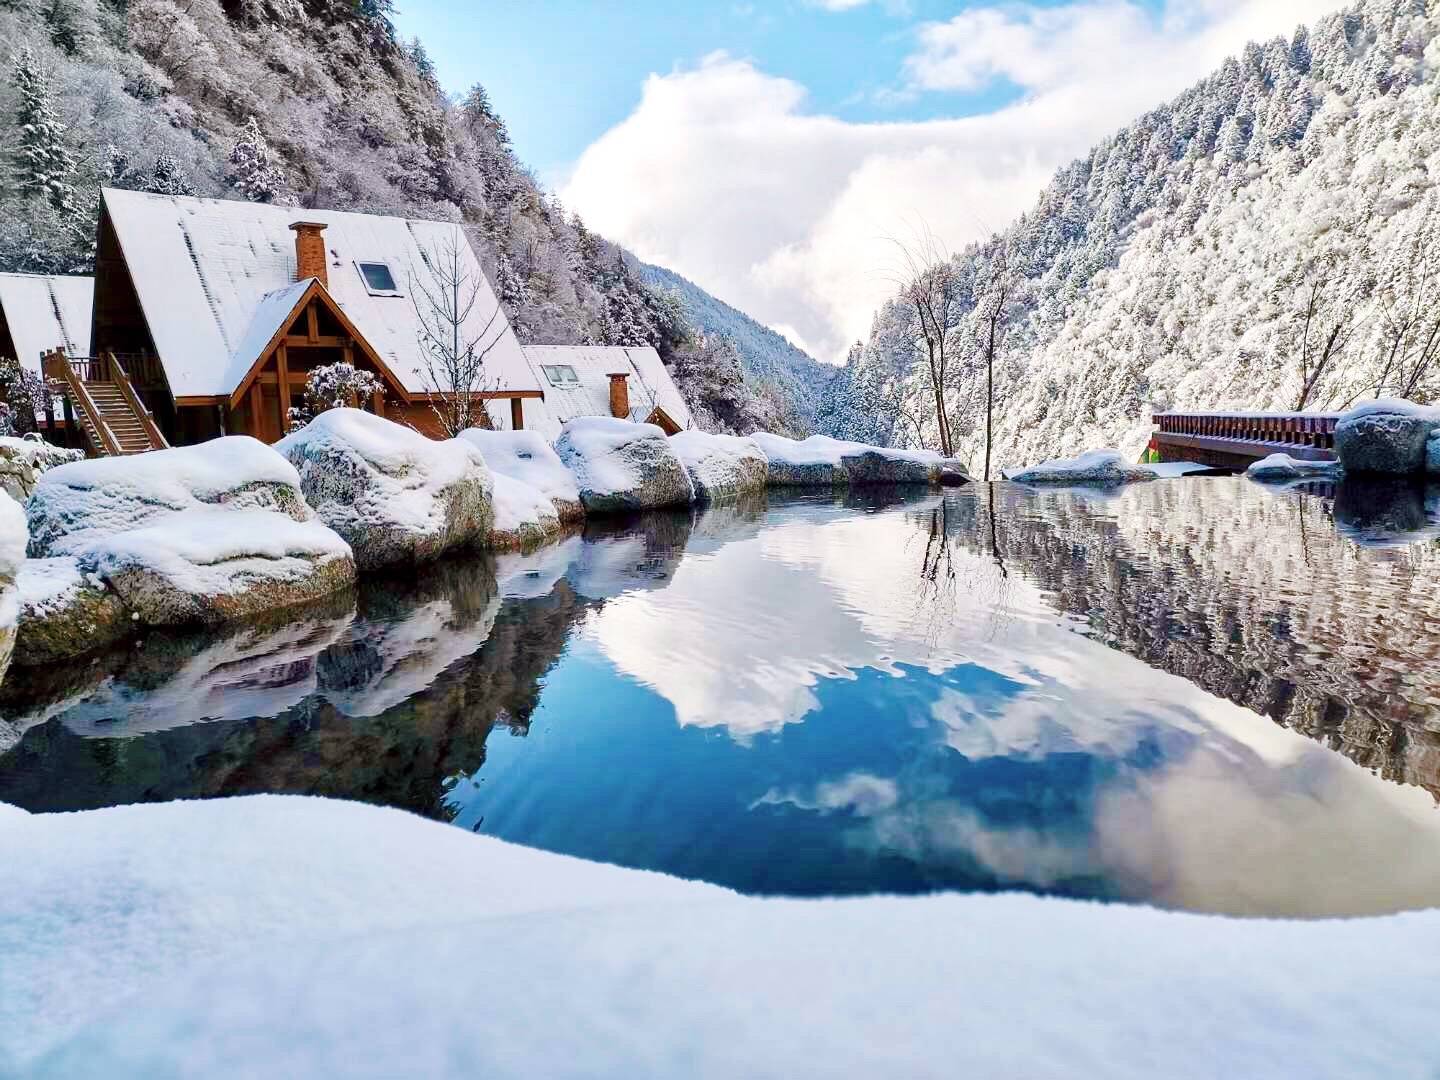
<box><xmin>554</xmin><ymin>417</ymin><xmax>694</xmax><ymax>513</ymax></box>
<box><xmin>278</xmin><ymin>409</ymin><xmax>493</xmax><ymax>570</ymax></box>
<box><xmin>83</xmin><ymin>509</ymin><xmax>356</xmax><ymax>626</ymax></box>
<box><xmin>750</xmin><ymin>433</ymin><xmax>852</xmax><ymax>486</ymax></box>
<box><xmin>839</xmin><ymin>448</ymin><xmax>937</xmax><ymax>485</ymax></box>
<box><xmin>27</xmin><ymin>436</ymin><xmax>311</xmax><ymax>558</ymax></box>
<box><xmin>459</xmin><ymin>429</ymin><xmax>584</xmax><ymax>523</ymax></box>
<box><xmin>1335</xmin><ymin>400</ymin><xmax>1440</xmax><ymax>475</ymax></box>
<box><xmin>935</xmin><ymin>459</ymin><xmax>972</xmax><ymax>486</ymax></box>
<box><xmin>1427</xmin><ymin>432</ymin><xmax>1440</xmax><ymax>475</ymax></box>
<box><xmin>670</xmin><ymin>431</ymin><xmax>768</xmax><ymax>501</ymax></box>
<box><xmin>0</xmin><ymin>490</ymin><xmax>25</xmax><ymax>683</ymax></box>
<box><xmin>14</xmin><ymin>556</ymin><xmax>129</xmax><ymax>665</ymax></box>
<box><xmin>485</xmin><ymin>472</ymin><xmax>571</xmax><ymax>551</ymax></box>
<box><xmin>0</xmin><ymin>436</ymin><xmax>82</xmax><ymax>502</ymax></box>
<box><xmin>1246</xmin><ymin>454</ymin><xmax>1344</xmax><ymax>483</ymax></box>
<box><xmin>1006</xmin><ymin>449</ymin><xmax>1156</xmax><ymax>486</ymax></box>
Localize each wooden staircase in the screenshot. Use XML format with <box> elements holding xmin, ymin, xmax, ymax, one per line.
<box><xmin>42</xmin><ymin>349</ymin><xmax>169</xmax><ymax>457</ymax></box>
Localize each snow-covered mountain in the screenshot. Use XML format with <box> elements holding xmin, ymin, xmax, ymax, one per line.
<box><xmin>830</xmin><ymin>0</ymin><xmax>1439</xmax><ymax>472</ymax></box>
<box><xmin>0</xmin><ymin>0</ymin><xmax>800</xmax><ymax>433</ymax></box>
<box><xmin>641</xmin><ymin>262</ymin><xmax>838</xmax><ymax>434</ymax></box>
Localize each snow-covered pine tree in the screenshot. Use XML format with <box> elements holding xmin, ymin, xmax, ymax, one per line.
<box><xmin>11</xmin><ymin>45</ymin><xmax>77</xmax><ymax>217</ymax></box>
<box><xmin>227</xmin><ymin>116</ymin><xmax>290</xmax><ymax>204</ymax></box>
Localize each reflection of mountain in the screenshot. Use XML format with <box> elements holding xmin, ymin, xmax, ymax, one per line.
<box><xmin>0</xmin><ymin>568</ymin><xmax>592</xmax><ymax>818</ymax></box>
<box><xmin>967</xmin><ymin>480</ymin><xmax>1440</xmax><ymax>798</ymax></box>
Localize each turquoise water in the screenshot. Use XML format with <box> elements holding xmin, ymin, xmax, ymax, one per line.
<box><xmin>4</xmin><ymin>479</ymin><xmax>1439</xmax><ymax>916</ymax></box>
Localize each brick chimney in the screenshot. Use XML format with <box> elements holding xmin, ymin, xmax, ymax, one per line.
<box><xmin>607</xmin><ymin>372</ymin><xmax>631</xmax><ymax>419</ymax></box>
<box><xmin>289</xmin><ymin>221</ymin><xmax>329</xmax><ymax>288</ymax></box>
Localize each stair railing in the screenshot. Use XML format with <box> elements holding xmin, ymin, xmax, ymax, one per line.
<box><xmin>107</xmin><ymin>351</ymin><xmax>169</xmax><ymax>450</ymax></box>
<box><xmin>42</xmin><ymin>348</ymin><xmax>122</xmax><ymax>457</ymax></box>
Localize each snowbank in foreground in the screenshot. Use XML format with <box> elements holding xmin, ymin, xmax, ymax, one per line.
<box><xmin>3</xmin><ymin>796</ymin><xmax>1438</xmax><ymax>1079</ymax></box>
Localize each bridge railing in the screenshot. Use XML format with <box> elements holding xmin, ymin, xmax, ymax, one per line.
<box><xmin>1154</xmin><ymin>411</ymin><xmax>1341</xmax><ymax>453</ymax></box>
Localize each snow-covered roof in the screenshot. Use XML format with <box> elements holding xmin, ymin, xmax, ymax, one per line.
<box><xmin>0</xmin><ymin>273</ymin><xmax>93</xmax><ymax>374</ymax></box>
<box><xmin>520</xmin><ymin>344</ymin><xmax>692</xmax><ymax>441</ymax></box>
<box><xmin>100</xmin><ymin>188</ymin><xmax>539</xmax><ymax>400</ymax></box>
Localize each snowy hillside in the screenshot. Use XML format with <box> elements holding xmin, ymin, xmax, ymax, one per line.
<box><xmin>832</xmin><ymin>0</ymin><xmax>1440</xmax><ymax>472</ymax></box>
<box><xmin>0</xmin><ymin>0</ymin><xmax>794</xmax><ymax>429</ymax></box>
<box><xmin>642</xmin><ymin>262</ymin><xmax>837</xmax><ymax>433</ymax></box>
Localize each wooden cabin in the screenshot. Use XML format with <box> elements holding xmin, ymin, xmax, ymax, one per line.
<box><xmin>519</xmin><ymin>344</ymin><xmax>692</xmax><ymax>439</ymax></box>
<box><xmin>0</xmin><ymin>273</ymin><xmax>92</xmax><ymax>373</ymax></box>
<box><xmin>86</xmin><ymin>188</ymin><xmax>546</xmax><ymax>447</ymax></box>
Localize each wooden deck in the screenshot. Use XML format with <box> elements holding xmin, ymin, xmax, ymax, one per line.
<box><xmin>1151</xmin><ymin>411</ymin><xmax>1340</xmax><ymax>469</ymax></box>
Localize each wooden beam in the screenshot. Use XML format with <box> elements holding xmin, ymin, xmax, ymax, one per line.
<box><xmin>305</xmin><ymin>302</ymin><xmax>319</xmax><ymax>344</ymax></box>
<box><xmin>510</xmin><ymin>397</ymin><xmax>524</xmax><ymax>430</ymax></box>
<box><xmin>175</xmin><ymin>395</ymin><xmax>223</xmax><ymax>406</ymax></box>
<box><xmin>410</xmin><ymin>389</ymin><xmax>546</xmax><ymax>402</ymax></box>
<box><xmin>283</xmin><ymin>335</ymin><xmax>351</xmax><ymax>348</ymax></box>
<box><xmin>276</xmin><ymin>344</ymin><xmax>292</xmax><ymax>434</ymax></box>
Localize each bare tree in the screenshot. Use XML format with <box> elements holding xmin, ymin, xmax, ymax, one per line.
<box><xmin>975</xmin><ymin>255</ymin><xmax>1013</xmax><ymax>482</ymax></box>
<box><xmin>410</xmin><ymin>229</ymin><xmax>510</xmax><ymax>437</ymax></box>
<box><xmin>1293</xmin><ymin>271</ymin><xmax>1362</xmax><ymax>410</ymax></box>
<box><xmin>883</xmin><ymin>227</ymin><xmax>963</xmax><ymax>457</ymax></box>
<box><xmin>1371</xmin><ymin>250</ymin><xmax>1440</xmax><ymax>402</ymax></box>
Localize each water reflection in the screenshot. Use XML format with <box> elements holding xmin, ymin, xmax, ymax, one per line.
<box><xmin>2</xmin><ymin>479</ymin><xmax>1438</xmax><ymax>917</ymax></box>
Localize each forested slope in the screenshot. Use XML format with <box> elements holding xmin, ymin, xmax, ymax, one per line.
<box><xmin>831</xmin><ymin>0</ymin><xmax>1439</xmax><ymax>471</ymax></box>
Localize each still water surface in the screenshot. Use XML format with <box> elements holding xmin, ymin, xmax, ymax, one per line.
<box><xmin>3</xmin><ymin>478</ymin><xmax>1439</xmax><ymax>916</ymax></box>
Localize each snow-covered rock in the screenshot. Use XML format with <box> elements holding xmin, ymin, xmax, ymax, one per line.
<box><xmin>14</xmin><ymin>556</ymin><xmax>128</xmax><ymax>665</ymax></box>
<box><xmin>0</xmin><ymin>491</ymin><xmax>26</xmax><ymax>683</ymax></box>
<box><xmin>752</xmin><ymin>433</ymin><xmax>945</xmax><ymax>487</ymax></box>
<box><xmin>26</xmin><ymin>436</ymin><xmax>311</xmax><ymax>559</ymax></box>
<box><xmin>670</xmin><ymin>430</ymin><xmax>768</xmax><ymax>501</ymax></box>
<box><xmin>458</xmin><ymin>429</ymin><xmax>583</xmax><ymax>523</ymax></box>
<box><xmin>83</xmin><ymin>509</ymin><xmax>355</xmax><ymax>626</ymax></box>
<box><xmin>278</xmin><ymin>410</ymin><xmax>493</xmax><ymax>570</ymax></box>
<box><xmin>750</xmin><ymin>433</ymin><xmax>851</xmax><ymax>486</ymax></box>
<box><xmin>486</xmin><ymin>471</ymin><xmax>568</xmax><ymax>551</ymax></box>
<box><xmin>1335</xmin><ymin>399</ymin><xmax>1440</xmax><ymax>475</ymax></box>
<box><xmin>1427</xmin><ymin>432</ymin><xmax>1440</xmax><ymax>475</ymax></box>
<box><xmin>0</xmin><ymin>436</ymin><xmax>82</xmax><ymax>502</ymax></box>
<box><xmin>4</xmin><ymin>795</ymin><xmax>1440</xmax><ymax>1078</ymax></box>
<box><xmin>554</xmin><ymin>417</ymin><xmax>694</xmax><ymax>512</ymax></box>
<box><xmin>839</xmin><ymin>448</ymin><xmax>935</xmax><ymax>485</ymax></box>
<box><xmin>1006</xmin><ymin>449</ymin><xmax>1157</xmax><ymax>485</ymax></box>
<box><xmin>1246</xmin><ymin>454</ymin><xmax>1344</xmax><ymax>483</ymax></box>
<box><xmin>935</xmin><ymin>458</ymin><xmax>971</xmax><ymax>486</ymax></box>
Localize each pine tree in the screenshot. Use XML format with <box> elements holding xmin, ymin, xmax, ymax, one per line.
<box><xmin>12</xmin><ymin>46</ymin><xmax>77</xmax><ymax>217</ymax></box>
<box><xmin>227</xmin><ymin>116</ymin><xmax>289</xmax><ymax>204</ymax></box>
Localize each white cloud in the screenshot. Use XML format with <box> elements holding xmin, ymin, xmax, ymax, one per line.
<box><xmin>562</xmin><ymin>0</ymin><xmax>1345</xmax><ymax>362</ymax></box>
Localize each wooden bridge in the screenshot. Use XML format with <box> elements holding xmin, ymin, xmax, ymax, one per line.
<box><xmin>1151</xmin><ymin>411</ymin><xmax>1339</xmax><ymax>469</ymax></box>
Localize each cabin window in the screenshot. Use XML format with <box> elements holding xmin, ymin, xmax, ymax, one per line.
<box><xmin>541</xmin><ymin>364</ymin><xmax>579</xmax><ymax>386</ymax></box>
<box><xmin>356</xmin><ymin>261</ymin><xmax>402</xmax><ymax>296</ymax></box>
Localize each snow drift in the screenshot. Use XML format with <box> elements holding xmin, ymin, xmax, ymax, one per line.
<box><xmin>2</xmin><ymin>795</ymin><xmax>1438</xmax><ymax>1079</ymax></box>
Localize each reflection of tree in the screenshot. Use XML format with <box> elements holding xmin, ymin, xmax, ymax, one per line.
<box><xmin>953</xmin><ymin>480</ymin><xmax>1440</xmax><ymax>799</ymax></box>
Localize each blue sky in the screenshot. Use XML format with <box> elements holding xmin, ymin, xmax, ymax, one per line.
<box><xmin>392</xmin><ymin>0</ymin><xmax>1338</xmax><ymax>360</ymax></box>
<box><xmin>392</xmin><ymin>0</ymin><xmax>1098</xmax><ymax>182</ymax></box>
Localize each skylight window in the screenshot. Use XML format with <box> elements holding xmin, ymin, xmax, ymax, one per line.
<box><xmin>541</xmin><ymin>364</ymin><xmax>580</xmax><ymax>386</ymax></box>
<box><xmin>356</xmin><ymin>261</ymin><xmax>402</xmax><ymax>297</ymax></box>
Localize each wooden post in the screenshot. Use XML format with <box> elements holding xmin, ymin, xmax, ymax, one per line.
<box><xmin>61</xmin><ymin>394</ymin><xmax>75</xmax><ymax>450</ymax></box>
<box><xmin>510</xmin><ymin>397</ymin><xmax>524</xmax><ymax>430</ymax></box>
<box><xmin>248</xmin><ymin>383</ymin><xmax>262</xmax><ymax>438</ymax></box>
<box><xmin>276</xmin><ymin>344</ymin><xmax>292</xmax><ymax>434</ymax></box>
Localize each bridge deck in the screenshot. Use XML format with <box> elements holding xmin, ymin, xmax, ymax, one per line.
<box><xmin>1152</xmin><ymin>412</ymin><xmax>1339</xmax><ymax>469</ymax></box>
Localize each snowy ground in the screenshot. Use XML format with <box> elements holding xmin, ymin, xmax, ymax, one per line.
<box><xmin>2</xmin><ymin>795</ymin><xmax>1438</xmax><ymax>1078</ymax></box>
